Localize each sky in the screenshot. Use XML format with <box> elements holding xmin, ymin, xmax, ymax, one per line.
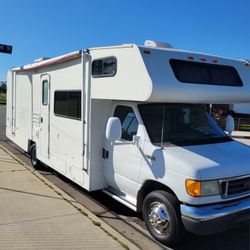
<box><xmin>0</xmin><ymin>0</ymin><xmax>249</xmax><ymax>81</ymax></box>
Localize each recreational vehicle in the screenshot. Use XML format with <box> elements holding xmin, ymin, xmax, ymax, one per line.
<box><xmin>6</xmin><ymin>41</ymin><xmax>250</xmax><ymax>246</ymax></box>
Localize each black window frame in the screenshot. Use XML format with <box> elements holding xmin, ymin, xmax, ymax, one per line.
<box><xmin>92</xmin><ymin>56</ymin><xmax>117</xmax><ymax>78</ymax></box>
<box><xmin>54</xmin><ymin>90</ymin><xmax>81</xmax><ymax>120</ymax></box>
<box><xmin>170</xmin><ymin>59</ymin><xmax>243</xmax><ymax>87</ymax></box>
<box><xmin>113</xmin><ymin>105</ymin><xmax>139</xmax><ymax>142</ymax></box>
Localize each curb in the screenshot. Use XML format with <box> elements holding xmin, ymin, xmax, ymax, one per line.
<box><xmin>0</xmin><ymin>144</ymin><xmax>140</xmax><ymax>250</ymax></box>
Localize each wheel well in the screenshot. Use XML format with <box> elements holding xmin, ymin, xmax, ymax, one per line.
<box><xmin>137</xmin><ymin>180</ymin><xmax>177</xmax><ymax>212</ymax></box>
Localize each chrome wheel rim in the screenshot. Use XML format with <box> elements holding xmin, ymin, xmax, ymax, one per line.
<box><xmin>148</xmin><ymin>201</ymin><xmax>170</xmax><ymax>235</ymax></box>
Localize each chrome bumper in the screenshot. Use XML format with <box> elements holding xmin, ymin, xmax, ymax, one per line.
<box><xmin>180</xmin><ymin>197</ymin><xmax>250</xmax><ymax>235</ymax></box>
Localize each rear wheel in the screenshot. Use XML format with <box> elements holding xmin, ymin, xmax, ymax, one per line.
<box><xmin>142</xmin><ymin>191</ymin><xmax>186</xmax><ymax>246</ymax></box>
<box><xmin>30</xmin><ymin>144</ymin><xmax>41</xmax><ymax>169</ymax></box>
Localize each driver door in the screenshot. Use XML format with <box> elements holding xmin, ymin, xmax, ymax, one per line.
<box><xmin>104</xmin><ymin>105</ymin><xmax>142</xmax><ymax>199</ymax></box>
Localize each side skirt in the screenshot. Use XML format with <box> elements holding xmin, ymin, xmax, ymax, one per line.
<box><xmin>102</xmin><ymin>189</ymin><xmax>137</xmax><ymax>212</ymax></box>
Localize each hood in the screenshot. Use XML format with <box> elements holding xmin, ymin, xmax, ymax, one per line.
<box><xmin>164</xmin><ymin>141</ymin><xmax>250</xmax><ymax>179</ymax></box>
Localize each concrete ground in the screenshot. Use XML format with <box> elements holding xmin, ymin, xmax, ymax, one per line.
<box><xmin>0</xmin><ymin>145</ymin><xmax>139</xmax><ymax>250</ymax></box>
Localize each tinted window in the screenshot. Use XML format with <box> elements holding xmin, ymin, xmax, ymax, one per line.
<box><xmin>67</xmin><ymin>92</ymin><xmax>81</xmax><ymax>118</ymax></box>
<box><xmin>92</xmin><ymin>57</ymin><xmax>117</xmax><ymax>77</ymax></box>
<box><xmin>42</xmin><ymin>80</ymin><xmax>49</xmax><ymax>105</ymax></box>
<box><xmin>170</xmin><ymin>59</ymin><xmax>243</xmax><ymax>87</ymax></box>
<box><xmin>114</xmin><ymin>106</ymin><xmax>138</xmax><ymax>141</ymax></box>
<box><xmin>138</xmin><ymin>104</ymin><xmax>231</xmax><ymax>146</ymax></box>
<box><xmin>54</xmin><ymin>91</ymin><xmax>81</xmax><ymax>120</ymax></box>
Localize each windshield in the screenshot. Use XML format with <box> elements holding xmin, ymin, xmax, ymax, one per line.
<box><xmin>138</xmin><ymin>104</ymin><xmax>232</xmax><ymax>146</ymax></box>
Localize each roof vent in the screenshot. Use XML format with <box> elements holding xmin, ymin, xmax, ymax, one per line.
<box><xmin>34</xmin><ymin>57</ymin><xmax>51</xmax><ymax>63</ymax></box>
<box><xmin>144</xmin><ymin>40</ymin><xmax>173</xmax><ymax>49</ymax></box>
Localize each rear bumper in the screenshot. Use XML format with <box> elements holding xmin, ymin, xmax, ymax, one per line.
<box><xmin>181</xmin><ymin>196</ymin><xmax>250</xmax><ymax>235</ymax></box>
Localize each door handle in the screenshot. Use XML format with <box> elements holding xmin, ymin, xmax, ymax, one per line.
<box><xmin>40</xmin><ymin>117</ymin><xmax>43</xmax><ymax>123</ymax></box>
<box><xmin>102</xmin><ymin>148</ymin><xmax>109</xmax><ymax>159</ymax></box>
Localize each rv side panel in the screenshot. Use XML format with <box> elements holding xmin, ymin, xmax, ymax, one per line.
<box><xmin>90</xmin><ymin>46</ymin><xmax>152</xmax><ymax>101</ymax></box>
<box><xmin>35</xmin><ymin>58</ymin><xmax>89</xmax><ymax>188</ymax></box>
<box><xmin>6</xmin><ymin>72</ymin><xmax>32</xmax><ymax>151</ymax></box>
<box><xmin>89</xmin><ymin>99</ymin><xmax>113</xmax><ymax>190</ymax></box>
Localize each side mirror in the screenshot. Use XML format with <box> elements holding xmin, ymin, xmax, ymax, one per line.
<box><xmin>226</xmin><ymin>115</ymin><xmax>235</xmax><ymax>135</ymax></box>
<box><xmin>105</xmin><ymin>117</ymin><xmax>122</xmax><ymax>141</ymax></box>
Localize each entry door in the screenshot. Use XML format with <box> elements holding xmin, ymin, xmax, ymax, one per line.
<box><xmin>40</xmin><ymin>75</ymin><xmax>50</xmax><ymax>158</ymax></box>
<box><xmin>104</xmin><ymin>105</ymin><xmax>142</xmax><ymax>198</ymax></box>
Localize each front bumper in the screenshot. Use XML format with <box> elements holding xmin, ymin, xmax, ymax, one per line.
<box><xmin>181</xmin><ymin>196</ymin><xmax>250</xmax><ymax>235</ymax></box>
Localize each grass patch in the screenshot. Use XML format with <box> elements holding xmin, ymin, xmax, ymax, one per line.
<box><xmin>0</xmin><ymin>93</ymin><xmax>6</xmax><ymax>104</ymax></box>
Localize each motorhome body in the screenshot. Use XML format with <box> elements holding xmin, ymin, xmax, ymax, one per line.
<box><xmin>6</xmin><ymin>43</ymin><xmax>250</xmax><ymax>246</ymax></box>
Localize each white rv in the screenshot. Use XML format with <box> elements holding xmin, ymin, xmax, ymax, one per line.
<box><xmin>232</xmin><ymin>103</ymin><xmax>250</xmax><ymax>115</ymax></box>
<box><xmin>6</xmin><ymin>41</ymin><xmax>250</xmax><ymax>246</ymax></box>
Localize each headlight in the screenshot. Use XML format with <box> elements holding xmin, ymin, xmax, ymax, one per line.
<box><xmin>186</xmin><ymin>179</ymin><xmax>220</xmax><ymax>197</ymax></box>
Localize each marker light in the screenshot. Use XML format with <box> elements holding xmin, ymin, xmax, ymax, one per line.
<box><xmin>200</xmin><ymin>57</ymin><xmax>206</xmax><ymax>62</ymax></box>
<box><xmin>187</xmin><ymin>56</ymin><xmax>194</xmax><ymax>60</ymax></box>
<box><xmin>143</xmin><ymin>50</ymin><xmax>151</xmax><ymax>55</ymax></box>
<box><xmin>212</xmin><ymin>59</ymin><xmax>218</xmax><ymax>63</ymax></box>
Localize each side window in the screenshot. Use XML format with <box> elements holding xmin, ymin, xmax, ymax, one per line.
<box><xmin>54</xmin><ymin>90</ymin><xmax>81</xmax><ymax>120</ymax></box>
<box><xmin>114</xmin><ymin>106</ymin><xmax>139</xmax><ymax>141</ymax></box>
<box><xmin>92</xmin><ymin>57</ymin><xmax>117</xmax><ymax>77</ymax></box>
<box><xmin>42</xmin><ymin>80</ymin><xmax>49</xmax><ymax>105</ymax></box>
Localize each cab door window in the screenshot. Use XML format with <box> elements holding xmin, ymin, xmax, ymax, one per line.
<box><xmin>114</xmin><ymin>106</ymin><xmax>139</xmax><ymax>141</ymax></box>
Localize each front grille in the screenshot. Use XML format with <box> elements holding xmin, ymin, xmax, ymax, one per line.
<box><xmin>221</xmin><ymin>176</ymin><xmax>250</xmax><ymax>198</ymax></box>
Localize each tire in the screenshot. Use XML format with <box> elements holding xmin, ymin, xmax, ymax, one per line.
<box><xmin>30</xmin><ymin>144</ymin><xmax>41</xmax><ymax>169</ymax></box>
<box><xmin>142</xmin><ymin>191</ymin><xmax>186</xmax><ymax>247</ymax></box>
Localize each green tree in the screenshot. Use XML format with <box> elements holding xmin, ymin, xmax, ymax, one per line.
<box><xmin>0</xmin><ymin>81</ymin><xmax>7</xmax><ymax>93</ymax></box>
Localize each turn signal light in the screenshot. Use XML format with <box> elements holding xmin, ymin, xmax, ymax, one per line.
<box><xmin>186</xmin><ymin>180</ymin><xmax>201</xmax><ymax>197</ymax></box>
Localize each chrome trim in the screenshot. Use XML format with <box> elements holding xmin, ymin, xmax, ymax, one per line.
<box><xmin>224</xmin><ymin>181</ymin><xmax>229</xmax><ymax>196</ymax></box>
<box><xmin>219</xmin><ymin>175</ymin><xmax>250</xmax><ymax>198</ymax></box>
<box><xmin>181</xmin><ymin>197</ymin><xmax>250</xmax><ymax>222</ymax></box>
<box><xmin>148</xmin><ymin>202</ymin><xmax>170</xmax><ymax>235</ymax></box>
<box><xmin>218</xmin><ymin>174</ymin><xmax>250</xmax><ymax>183</ymax></box>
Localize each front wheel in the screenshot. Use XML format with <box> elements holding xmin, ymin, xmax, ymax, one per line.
<box><xmin>142</xmin><ymin>191</ymin><xmax>186</xmax><ymax>246</ymax></box>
